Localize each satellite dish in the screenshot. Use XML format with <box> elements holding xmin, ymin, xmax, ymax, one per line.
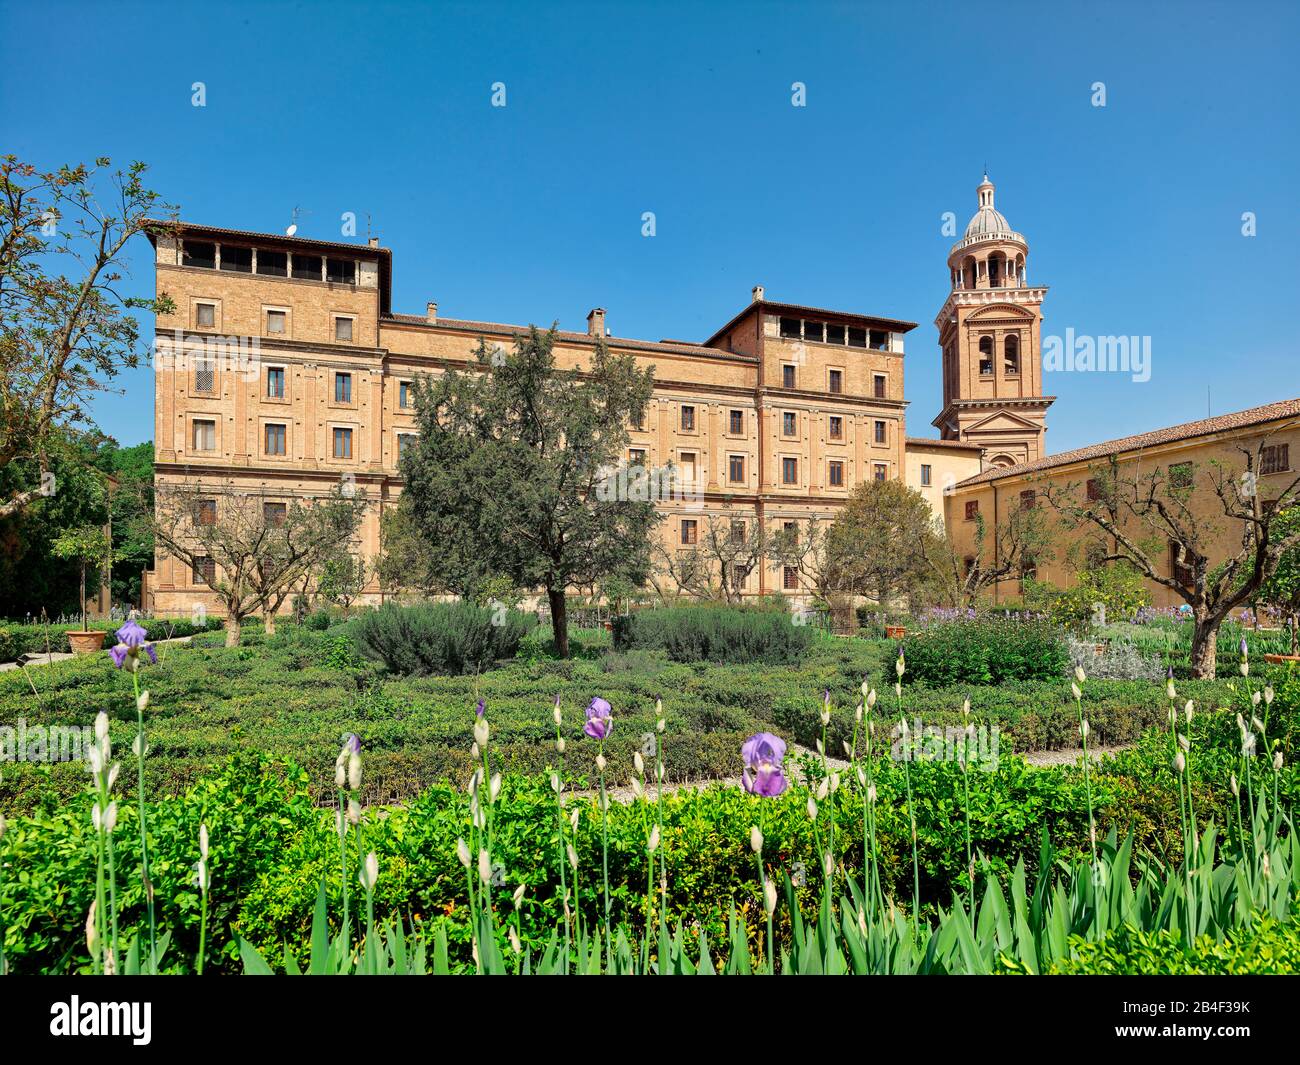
<box><xmin>285</xmin><ymin>224</ymin><xmax>298</xmax><ymax>237</ymax></box>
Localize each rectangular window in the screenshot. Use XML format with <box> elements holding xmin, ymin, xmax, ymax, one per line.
<box><xmin>783</xmin><ymin>521</ymin><xmax>796</xmax><ymax>533</ymax></box>
<box><xmin>629</xmin><ymin>448</ymin><xmax>646</xmax><ymax>465</ymax></box>
<box><xmin>783</xmin><ymin>566</ymin><xmax>799</xmax><ymax>590</ymax></box>
<box><xmin>965</xmin><ymin>499</ymin><xmax>979</xmax><ymax>521</ymax></box>
<box><xmin>729</xmin><ymin>454</ymin><xmax>745</xmax><ymax>483</ymax></box>
<box><xmin>195</xmin><ymin>302</ymin><xmax>216</xmax><ymax>328</ymax></box>
<box><xmin>399</xmin><ymin>381</ymin><xmax>411</xmax><ymax>409</ymax></box>
<box><xmin>266</xmin><ymin>367</ymin><xmax>285</xmax><ymax>398</ymax></box>
<box><xmin>335</xmin><ymin>373</ymin><xmax>352</xmax><ymax>403</ymax></box>
<box><xmin>829</xmin><ymin>415</ymin><xmax>843</xmax><ymax>440</ymax></box>
<box><xmin>921</xmin><ymin>464</ymin><xmax>932</xmax><ymax>486</ymax></box>
<box><xmin>828</xmin><ymin>369</ymin><xmax>843</xmax><ymax>394</ymax></box>
<box><xmin>730</xmin><ymin>520</ymin><xmax>747</xmax><ymax>544</ymax></box>
<box><xmin>782</xmin><ymin>364</ymin><xmax>796</xmax><ymax>389</ymax></box>
<box><xmin>782</xmin><ymin>457</ymin><xmax>798</xmax><ymax>484</ymax></box>
<box><xmin>826</xmin><ymin>323</ymin><xmax>845</xmax><ymax>345</ymax></box>
<box><xmin>256</xmin><ymin>249</ymin><xmax>287</xmax><ymax>277</ymax></box>
<box><xmin>194</xmin><ymin>357</ymin><xmax>215</xmax><ymax>393</ymax></box>
<box><xmin>1020</xmin><ymin>489</ymin><xmax>1037</xmax><ymax>510</ymax></box>
<box><xmin>333</xmin><ymin>427</ymin><xmax>353</xmax><ymax>459</ymax></box>
<box><xmin>680</xmin><ymin>405</ymin><xmax>695</xmax><ymax>430</ymax></box>
<box><xmin>783</xmin><ymin>411</ymin><xmax>797</xmax><ymax>436</ymax></box>
<box><xmin>873</xmin><ymin>373</ymin><xmax>887</xmax><ymax>398</ymax></box>
<box><xmin>681</xmin><ymin>519</ymin><xmax>698</xmax><ymax>545</ymax></box>
<box><xmin>263</xmin><ymin>502</ymin><xmax>288</xmax><ymax>527</ymax></box>
<box><xmin>334</xmin><ymin>317</ymin><xmax>354</xmax><ymax>342</ymax></box>
<box><xmin>326</xmin><ymin>258</ymin><xmax>357</xmax><ymax>284</ymax></box>
<box><xmin>182</xmin><ymin>241</ymin><xmax>216</xmax><ymax>269</ymax></box>
<box><xmin>397</xmin><ymin>433</ymin><xmax>416</xmax><ymax>459</ymax></box>
<box><xmin>266</xmin><ymin>309</ymin><xmax>286</xmax><ymax>334</ymax></box>
<box><xmin>194</xmin><ymin>499</ymin><xmax>217</xmax><ymax>526</ymax></box>
<box><xmin>828</xmin><ymin>460</ymin><xmax>844</xmax><ymax>487</ymax></box>
<box><xmin>631</xmin><ymin>411</ymin><xmax>645</xmax><ymax>431</ymax></box>
<box><xmin>192</xmin><ymin>419</ymin><xmax>216</xmax><ymax>451</ymax></box>
<box><xmin>729</xmin><ymin>409</ymin><xmax>744</xmax><ymax>434</ymax></box>
<box><xmin>874</xmin><ymin>420</ymin><xmax>887</xmax><ymax>444</ymax></box>
<box><xmin>1169</xmin><ymin>462</ymin><xmax>1194</xmax><ymax>489</ymax></box>
<box><xmin>779</xmin><ymin>316</ymin><xmax>801</xmax><ymax>339</ymax></box>
<box><xmin>1261</xmin><ymin>444</ymin><xmax>1290</xmax><ymax>475</ymax></box>
<box><xmin>291</xmin><ymin>253</ymin><xmax>322</xmax><ymax>280</ymax></box>
<box><xmin>869</xmin><ymin>329</ymin><xmax>888</xmax><ymax>351</ymax></box>
<box><xmin>1086</xmin><ymin>478</ymin><xmax>1101</xmax><ymax>501</ymax></box>
<box><xmin>804</xmin><ymin>321</ymin><xmax>824</xmax><ymax>343</ymax></box>
<box><xmin>874</xmin><ymin>463</ymin><xmax>887</xmax><ymax>481</ymax></box>
<box><xmin>219</xmin><ymin>245</ymin><xmax>252</xmax><ymax>273</ymax></box>
<box><xmin>848</xmin><ymin>326</ymin><xmax>867</xmax><ymax>348</ymax></box>
<box><xmin>264</xmin><ymin>423</ymin><xmax>286</xmax><ymax>456</ymax></box>
<box><xmin>193</xmin><ymin>556</ymin><xmax>216</xmax><ymax>585</ymax></box>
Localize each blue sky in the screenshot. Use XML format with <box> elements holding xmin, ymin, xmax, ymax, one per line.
<box><xmin>2</xmin><ymin>0</ymin><xmax>1296</xmax><ymax>452</ymax></box>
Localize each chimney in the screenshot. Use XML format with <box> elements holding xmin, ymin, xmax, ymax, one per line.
<box><xmin>368</xmin><ymin>236</ymin><xmax>380</xmax><ymax>248</ymax></box>
<box><xmin>426</xmin><ymin>301</ymin><xmax>438</xmax><ymax>324</ymax></box>
<box><xmin>751</xmin><ymin>284</ymin><xmax>765</xmax><ymax>303</ymax></box>
<box><xmin>587</xmin><ymin>307</ymin><xmax>607</xmax><ymax>337</ymax></box>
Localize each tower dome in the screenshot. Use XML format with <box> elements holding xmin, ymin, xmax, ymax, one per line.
<box><xmin>956</xmin><ymin>174</ymin><xmax>1025</xmax><ymax>248</ymax></box>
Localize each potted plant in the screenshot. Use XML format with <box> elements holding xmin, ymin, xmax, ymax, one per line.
<box><xmin>51</xmin><ymin>525</ymin><xmax>114</xmax><ymax>654</ymax></box>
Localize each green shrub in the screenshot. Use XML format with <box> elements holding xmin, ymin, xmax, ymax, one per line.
<box><xmin>352</xmin><ymin>601</ymin><xmax>537</xmax><ymax>676</ymax></box>
<box><xmin>0</xmin><ymin>616</ymin><xmax>224</xmax><ymax>662</ymax></box>
<box><xmin>613</xmin><ymin>606</ymin><xmax>812</xmax><ymax>664</ymax></box>
<box><xmin>904</xmin><ymin>618</ymin><xmax>1068</xmax><ymax>685</ymax></box>
<box><xmin>1042</xmin><ymin>919</ymin><xmax>1300</xmax><ymax>974</ymax></box>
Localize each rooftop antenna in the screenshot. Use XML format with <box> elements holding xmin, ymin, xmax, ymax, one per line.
<box><xmin>286</xmin><ymin>206</ymin><xmax>311</xmax><ymax>237</ymax></box>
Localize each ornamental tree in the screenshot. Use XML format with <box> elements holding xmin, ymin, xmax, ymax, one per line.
<box><xmin>1040</xmin><ymin>438</ymin><xmax>1300</xmax><ymax>678</ymax></box>
<box><xmin>399</xmin><ymin>326</ymin><xmax>657</xmax><ymax>658</ymax></box>
<box><xmin>147</xmin><ymin>481</ymin><xmax>365</xmax><ymax>645</ymax></box>
<box><xmin>0</xmin><ymin>155</ymin><xmax>176</xmax><ymax>515</ymax></box>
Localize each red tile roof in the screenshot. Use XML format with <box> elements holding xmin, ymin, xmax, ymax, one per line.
<box><xmin>382</xmin><ymin>313</ymin><xmax>753</xmax><ymax>361</ymax></box>
<box><xmin>957</xmin><ymin>397</ymin><xmax>1300</xmax><ymax>487</ymax></box>
<box><xmin>906</xmin><ymin>436</ymin><xmax>983</xmax><ymax>451</ymax></box>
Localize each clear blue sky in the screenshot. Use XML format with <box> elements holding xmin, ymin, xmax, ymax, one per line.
<box><xmin>3</xmin><ymin>0</ymin><xmax>1296</xmax><ymax>452</ymax></box>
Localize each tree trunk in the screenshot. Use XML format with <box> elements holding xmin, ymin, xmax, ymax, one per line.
<box><xmin>264</xmin><ymin>610</ymin><xmax>277</xmax><ymax>636</ymax></box>
<box><xmin>80</xmin><ymin>560</ymin><xmax>88</xmax><ymax>631</ymax></box>
<box><xmin>224</xmin><ymin>615</ymin><xmax>242</xmax><ymax>648</ymax></box>
<box><xmin>547</xmin><ymin>585</ymin><xmax>569</xmax><ymax>659</ymax></box>
<box><xmin>1290</xmin><ymin>612</ymin><xmax>1299</xmax><ymax>656</ymax></box>
<box><xmin>1189</xmin><ymin>613</ymin><xmax>1219</xmax><ymax>679</ymax></box>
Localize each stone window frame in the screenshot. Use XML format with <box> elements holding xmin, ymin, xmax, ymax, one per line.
<box><xmin>191</xmin><ymin>297</ymin><xmax>220</xmax><ymax>332</ymax></box>
<box><xmin>332</xmin><ymin>312</ymin><xmax>357</xmax><ymax>344</ymax></box>
<box><xmin>261</xmin><ymin>419</ymin><xmax>290</xmax><ymax>459</ymax></box>
<box><xmin>262</xmin><ymin>304</ymin><xmax>292</xmax><ymax>340</ymax></box>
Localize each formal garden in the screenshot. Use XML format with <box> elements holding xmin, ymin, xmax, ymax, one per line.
<box><xmin>2</xmin><ymin>602</ymin><xmax>1297</xmax><ymax>975</ymax></box>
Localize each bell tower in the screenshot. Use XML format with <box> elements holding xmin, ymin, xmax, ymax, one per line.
<box><xmin>933</xmin><ymin>175</ymin><xmax>1053</xmax><ymax>469</ymax></box>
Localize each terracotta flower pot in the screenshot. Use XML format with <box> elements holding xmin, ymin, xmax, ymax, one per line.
<box><xmin>1263</xmin><ymin>653</ymin><xmax>1300</xmax><ymax>666</ymax></box>
<box><xmin>67</xmin><ymin>630</ymin><xmax>106</xmax><ymax>655</ymax></box>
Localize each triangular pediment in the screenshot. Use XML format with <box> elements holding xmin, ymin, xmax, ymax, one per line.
<box><xmin>961</xmin><ymin>408</ymin><xmax>1042</xmax><ymax>434</ymax></box>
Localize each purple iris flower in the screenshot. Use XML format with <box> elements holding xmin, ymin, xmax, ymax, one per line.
<box><xmin>345</xmin><ymin>733</ymin><xmax>362</xmax><ymax>754</ymax></box>
<box><xmin>1240</xmin><ymin>638</ymin><xmax>1249</xmax><ymax>657</ymax></box>
<box><xmin>741</xmin><ymin>732</ymin><xmax>788</xmax><ymax>797</ymax></box>
<box><xmin>475</xmin><ymin>698</ymin><xmax>486</xmax><ymax>718</ymax></box>
<box><xmin>583</xmin><ymin>697</ymin><xmax>613</xmax><ymax>740</ymax></box>
<box><xmin>108</xmin><ymin>618</ymin><xmax>156</xmax><ymax>669</ymax></box>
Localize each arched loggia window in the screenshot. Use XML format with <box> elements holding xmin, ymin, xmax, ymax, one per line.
<box><xmin>1004</xmin><ymin>334</ymin><xmax>1020</xmax><ymax>375</ymax></box>
<box><xmin>978</xmin><ymin>335</ymin><xmax>994</xmax><ymax>376</ymax></box>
